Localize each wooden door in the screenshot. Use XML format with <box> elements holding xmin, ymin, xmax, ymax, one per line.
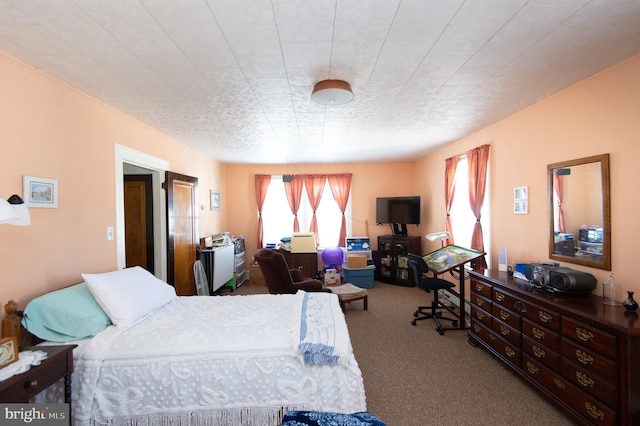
<box><xmin>166</xmin><ymin>172</ymin><xmax>198</xmax><ymax>295</ymax></box>
<box><xmin>124</xmin><ymin>175</ymin><xmax>154</xmax><ymax>272</ymax></box>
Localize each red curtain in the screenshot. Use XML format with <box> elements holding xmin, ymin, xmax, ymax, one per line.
<box><xmin>327</xmin><ymin>174</ymin><xmax>352</xmax><ymax>247</ymax></box>
<box><xmin>553</xmin><ymin>172</ymin><xmax>566</xmax><ymax>233</ymax></box>
<box><xmin>255</xmin><ymin>175</ymin><xmax>271</xmax><ymax>249</ymax></box>
<box><xmin>444</xmin><ymin>156</ymin><xmax>459</xmax><ymax>246</ymax></box>
<box><xmin>284</xmin><ymin>175</ymin><xmax>304</xmax><ymax>232</ymax></box>
<box><xmin>303</xmin><ymin>175</ymin><xmax>327</xmax><ymax>246</ymax></box>
<box><xmin>467</xmin><ymin>145</ymin><xmax>490</xmax><ymax>269</ymax></box>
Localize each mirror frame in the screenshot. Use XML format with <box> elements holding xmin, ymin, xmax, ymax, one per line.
<box><xmin>548</xmin><ymin>153</ymin><xmax>611</xmax><ymax>270</ymax></box>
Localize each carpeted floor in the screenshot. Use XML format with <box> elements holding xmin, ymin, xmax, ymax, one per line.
<box><xmin>230</xmin><ymin>280</ymin><xmax>574</xmax><ymax>426</ymax></box>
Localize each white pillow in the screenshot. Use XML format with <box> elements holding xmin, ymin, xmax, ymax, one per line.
<box><xmin>82</xmin><ymin>266</ymin><xmax>177</xmax><ymax>328</ymax></box>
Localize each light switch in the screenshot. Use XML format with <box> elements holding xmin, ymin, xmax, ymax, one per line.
<box><xmin>107</xmin><ymin>226</ymin><xmax>114</xmax><ymax>241</ymax></box>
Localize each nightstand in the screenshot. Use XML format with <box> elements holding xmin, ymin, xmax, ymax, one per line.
<box><xmin>0</xmin><ymin>345</ymin><xmax>76</xmax><ymax>403</ymax></box>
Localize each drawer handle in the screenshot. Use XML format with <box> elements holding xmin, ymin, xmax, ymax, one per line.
<box><xmin>476</xmin><ymin>284</ymin><xmax>483</xmax><ymax>292</ymax></box>
<box><xmin>532</xmin><ymin>345</ymin><xmax>546</xmax><ymax>358</ymax></box>
<box><xmin>576</xmin><ymin>328</ymin><xmax>594</xmax><ymax>342</ymax></box>
<box><xmin>526</xmin><ymin>361</ymin><xmax>539</xmax><ymax>375</ymax></box>
<box><xmin>495</xmin><ymin>292</ymin><xmax>505</xmax><ymax>302</ymax></box>
<box><xmin>476</xmin><ymin>298</ymin><xmax>484</xmax><ymax>307</ymax></box>
<box><xmin>532</xmin><ymin>327</ymin><xmax>545</xmax><ymax>340</ymax></box>
<box><xmin>476</xmin><ymin>311</ymin><xmax>485</xmax><ymax>320</ymax></box>
<box><xmin>500</xmin><ymin>325</ymin><xmax>509</xmax><ymax>336</ymax></box>
<box><xmin>29</xmin><ymin>380</ymin><xmax>38</xmax><ymax>388</ymax></box>
<box><xmin>505</xmin><ymin>347</ymin><xmax>515</xmax><ymax>358</ymax></box>
<box><xmin>500</xmin><ymin>310</ymin><xmax>510</xmax><ymax>321</ymax></box>
<box><xmin>576</xmin><ymin>371</ymin><xmax>594</xmax><ymax>388</ymax></box>
<box><xmin>473</xmin><ymin>324</ymin><xmax>481</xmax><ymax>333</ymax></box>
<box><xmin>538</xmin><ymin>311</ymin><xmax>552</xmax><ymax>323</ymax></box>
<box><xmin>576</xmin><ymin>350</ymin><xmax>594</xmax><ymax>365</ymax></box>
<box><xmin>585</xmin><ymin>402</ymin><xmax>605</xmax><ymax>421</ymax></box>
<box><xmin>514</xmin><ymin>300</ymin><xmax>526</xmax><ymax>313</ymax></box>
<box><xmin>489</xmin><ymin>334</ymin><xmax>496</xmax><ymax>341</ymax></box>
<box><xmin>553</xmin><ymin>378</ymin><xmax>565</xmax><ymax>390</ymax></box>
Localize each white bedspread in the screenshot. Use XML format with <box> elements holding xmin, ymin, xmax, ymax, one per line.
<box><xmin>51</xmin><ymin>292</ymin><xmax>365</xmax><ymax>426</ymax></box>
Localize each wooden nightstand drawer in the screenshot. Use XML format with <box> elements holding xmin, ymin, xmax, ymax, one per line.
<box><xmin>0</xmin><ymin>345</ymin><xmax>76</xmax><ymax>403</ymax></box>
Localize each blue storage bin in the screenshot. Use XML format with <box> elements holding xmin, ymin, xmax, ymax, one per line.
<box><xmin>343</xmin><ymin>265</ymin><xmax>375</xmax><ymax>289</ymax></box>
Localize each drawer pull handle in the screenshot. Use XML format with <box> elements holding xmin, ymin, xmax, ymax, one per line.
<box><xmin>514</xmin><ymin>300</ymin><xmax>526</xmax><ymax>313</ymax></box>
<box><xmin>476</xmin><ymin>284</ymin><xmax>483</xmax><ymax>292</ymax></box>
<box><xmin>29</xmin><ymin>380</ymin><xmax>38</xmax><ymax>388</ymax></box>
<box><xmin>538</xmin><ymin>311</ymin><xmax>552</xmax><ymax>323</ymax></box>
<box><xmin>532</xmin><ymin>327</ymin><xmax>545</xmax><ymax>340</ymax></box>
<box><xmin>489</xmin><ymin>334</ymin><xmax>496</xmax><ymax>341</ymax></box>
<box><xmin>473</xmin><ymin>324</ymin><xmax>481</xmax><ymax>333</ymax></box>
<box><xmin>526</xmin><ymin>362</ymin><xmax>539</xmax><ymax>375</ymax></box>
<box><xmin>585</xmin><ymin>402</ymin><xmax>604</xmax><ymax>421</ymax></box>
<box><xmin>553</xmin><ymin>378</ymin><xmax>565</xmax><ymax>390</ymax></box>
<box><xmin>500</xmin><ymin>311</ymin><xmax>509</xmax><ymax>321</ymax></box>
<box><xmin>576</xmin><ymin>328</ymin><xmax>594</xmax><ymax>342</ymax></box>
<box><xmin>500</xmin><ymin>325</ymin><xmax>509</xmax><ymax>336</ymax></box>
<box><xmin>495</xmin><ymin>292</ymin><xmax>505</xmax><ymax>302</ymax></box>
<box><xmin>476</xmin><ymin>298</ymin><xmax>484</xmax><ymax>307</ymax></box>
<box><xmin>532</xmin><ymin>345</ymin><xmax>546</xmax><ymax>358</ymax></box>
<box><xmin>505</xmin><ymin>347</ymin><xmax>515</xmax><ymax>358</ymax></box>
<box><xmin>576</xmin><ymin>372</ymin><xmax>594</xmax><ymax>388</ymax></box>
<box><xmin>476</xmin><ymin>312</ymin><xmax>485</xmax><ymax>320</ymax></box>
<box><xmin>576</xmin><ymin>350</ymin><xmax>594</xmax><ymax>365</ymax></box>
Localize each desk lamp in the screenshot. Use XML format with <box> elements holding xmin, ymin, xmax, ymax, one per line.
<box><xmin>426</xmin><ymin>231</ymin><xmax>451</xmax><ymax>248</ymax></box>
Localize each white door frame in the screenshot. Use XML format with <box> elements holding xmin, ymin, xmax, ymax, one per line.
<box><xmin>115</xmin><ymin>144</ymin><xmax>170</xmax><ymax>281</ymax></box>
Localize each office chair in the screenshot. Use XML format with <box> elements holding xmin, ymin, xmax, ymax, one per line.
<box><xmin>193</xmin><ymin>260</ymin><xmax>210</xmax><ymax>296</ymax></box>
<box><xmin>407</xmin><ymin>253</ymin><xmax>458</xmax><ymax>335</ymax></box>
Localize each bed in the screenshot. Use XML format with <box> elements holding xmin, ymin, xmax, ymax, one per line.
<box><xmin>15</xmin><ymin>266</ymin><xmax>367</xmax><ymax>426</ymax></box>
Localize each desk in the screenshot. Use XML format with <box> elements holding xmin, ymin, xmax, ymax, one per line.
<box><xmin>422</xmin><ymin>245</ymin><xmax>485</xmax><ymax>331</ymax></box>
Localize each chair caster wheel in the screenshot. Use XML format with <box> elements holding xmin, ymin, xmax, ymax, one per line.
<box><xmin>411</xmin><ymin>320</ymin><xmax>417</xmax><ymax>326</ymax></box>
<box><xmin>437</xmin><ymin>327</ymin><xmax>444</xmax><ymax>335</ymax></box>
<box><xmin>452</xmin><ymin>321</ymin><xmax>458</xmax><ymax>327</ymax></box>
<box><xmin>413</xmin><ymin>312</ymin><xmax>419</xmax><ymax>318</ymax></box>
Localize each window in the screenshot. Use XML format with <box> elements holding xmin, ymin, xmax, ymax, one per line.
<box><xmin>262</xmin><ymin>176</ymin><xmax>351</xmax><ymax>248</ymax></box>
<box><xmin>449</xmin><ymin>156</ymin><xmax>491</xmax><ymax>266</ymax></box>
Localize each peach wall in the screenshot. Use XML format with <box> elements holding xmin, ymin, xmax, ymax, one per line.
<box><xmin>0</xmin><ymin>53</ymin><xmax>225</xmax><ymax>308</ymax></box>
<box><xmin>224</xmin><ymin>162</ymin><xmax>422</xmax><ymax>263</ymax></box>
<box><xmin>417</xmin><ymin>54</ymin><xmax>640</xmax><ymax>300</ymax></box>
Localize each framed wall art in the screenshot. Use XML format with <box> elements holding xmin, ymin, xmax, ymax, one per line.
<box><xmin>514</xmin><ymin>186</ymin><xmax>528</xmax><ymax>214</ymax></box>
<box><xmin>23</xmin><ymin>176</ymin><xmax>58</xmax><ymax>208</ymax></box>
<box><xmin>210</xmin><ymin>190</ymin><xmax>220</xmax><ymax>210</ymax></box>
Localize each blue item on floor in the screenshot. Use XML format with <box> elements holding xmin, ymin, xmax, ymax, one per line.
<box><xmin>343</xmin><ymin>265</ymin><xmax>376</xmax><ymax>289</ymax></box>
<box><xmin>281</xmin><ymin>411</ymin><xmax>386</xmax><ymax>426</ymax></box>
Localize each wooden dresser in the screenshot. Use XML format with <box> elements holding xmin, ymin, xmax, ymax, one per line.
<box><xmin>468</xmin><ymin>270</ymin><xmax>640</xmax><ymax>426</ymax></box>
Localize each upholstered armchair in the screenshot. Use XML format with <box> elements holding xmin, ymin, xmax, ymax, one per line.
<box><xmin>254</xmin><ymin>248</ymin><xmax>331</xmax><ymax>294</ymax></box>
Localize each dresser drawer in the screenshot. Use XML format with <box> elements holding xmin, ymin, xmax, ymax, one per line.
<box><xmin>471</xmin><ymin>292</ymin><xmax>492</xmax><ymax>312</ymax></box>
<box><xmin>561</xmin><ymin>338</ymin><xmax>616</xmax><ymax>384</ymax></box>
<box><xmin>523</xmin><ymin>335</ymin><xmax>561</xmax><ymax>372</ymax></box>
<box><xmin>562</xmin><ymin>360</ymin><xmax>616</xmax><ymax>408</ymax></box>
<box><xmin>471</xmin><ymin>305</ymin><xmax>492</xmax><ymax>328</ymax></box>
<box><xmin>562</xmin><ymin>317</ymin><xmax>616</xmax><ymax>359</ymax></box>
<box><xmin>471</xmin><ymin>279</ymin><xmax>492</xmax><ymax>299</ymax></box>
<box><xmin>492</xmin><ymin>317</ymin><xmax>520</xmax><ymax>347</ymax></box>
<box><xmin>491</xmin><ymin>303</ymin><xmax>520</xmax><ymax>330</ymax></box>
<box><xmin>521</xmin><ymin>300</ymin><xmax>560</xmax><ymax>332</ymax></box>
<box><xmin>485</xmin><ymin>328</ymin><xmax>521</xmax><ymax>368</ymax></box>
<box><xmin>522</xmin><ymin>355</ymin><xmax>617</xmax><ymax>426</ymax></box>
<box><xmin>522</xmin><ymin>318</ymin><xmax>560</xmax><ymax>352</ymax></box>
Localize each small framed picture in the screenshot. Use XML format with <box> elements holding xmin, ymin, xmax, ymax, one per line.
<box><xmin>514</xmin><ymin>200</ymin><xmax>528</xmax><ymax>214</ymax></box>
<box><xmin>24</xmin><ymin>176</ymin><xmax>58</xmax><ymax>208</ymax></box>
<box><xmin>210</xmin><ymin>191</ymin><xmax>220</xmax><ymax>210</ymax></box>
<box><xmin>514</xmin><ymin>186</ymin><xmax>528</xmax><ymax>200</ymax></box>
<box><xmin>0</xmin><ymin>337</ymin><xmax>19</xmax><ymax>369</ymax></box>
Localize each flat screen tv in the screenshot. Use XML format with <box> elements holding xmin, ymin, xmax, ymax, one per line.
<box><xmin>376</xmin><ymin>196</ymin><xmax>421</xmax><ymax>225</ymax></box>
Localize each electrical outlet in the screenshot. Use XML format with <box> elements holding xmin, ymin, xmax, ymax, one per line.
<box><xmin>107</xmin><ymin>226</ymin><xmax>114</xmax><ymax>241</ymax></box>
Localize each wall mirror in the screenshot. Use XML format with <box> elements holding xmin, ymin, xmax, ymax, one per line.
<box><xmin>548</xmin><ymin>153</ymin><xmax>610</xmax><ymax>270</ymax></box>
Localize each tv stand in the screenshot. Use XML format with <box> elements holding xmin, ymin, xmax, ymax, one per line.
<box><xmin>391</xmin><ymin>223</ymin><xmax>407</xmax><ymax>236</ymax></box>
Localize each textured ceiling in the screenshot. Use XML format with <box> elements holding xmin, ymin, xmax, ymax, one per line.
<box><xmin>2</xmin><ymin>0</ymin><xmax>640</xmax><ymax>164</ymax></box>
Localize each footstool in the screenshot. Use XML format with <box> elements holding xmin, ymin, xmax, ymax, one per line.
<box><xmin>330</xmin><ymin>283</ymin><xmax>368</xmax><ymax>312</ymax></box>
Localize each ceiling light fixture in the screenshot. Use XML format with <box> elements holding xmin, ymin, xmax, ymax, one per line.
<box><xmin>311</xmin><ymin>79</ymin><xmax>354</xmax><ymax>106</ymax></box>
